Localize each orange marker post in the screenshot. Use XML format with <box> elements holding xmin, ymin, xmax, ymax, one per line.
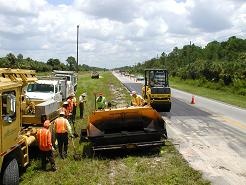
<box><xmin>191</xmin><ymin>95</ymin><xmax>195</xmax><ymax>104</ymax></box>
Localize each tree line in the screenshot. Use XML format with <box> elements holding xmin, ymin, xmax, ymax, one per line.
<box><xmin>0</xmin><ymin>54</ymin><xmax>104</xmax><ymax>72</ymax></box>
<box><xmin>117</xmin><ymin>36</ymin><xmax>246</xmax><ymax>96</ymax></box>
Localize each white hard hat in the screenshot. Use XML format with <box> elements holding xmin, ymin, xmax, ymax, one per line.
<box><xmin>82</xmin><ymin>93</ymin><xmax>86</xmax><ymax>96</ymax></box>
<box><xmin>70</xmin><ymin>93</ymin><xmax>75</xmax><ymax>97</ymax></box>
<box><xmin>63</xmin><ymin>101</ymin><xmax>68</xmax><ymax>105</ymax></box>
<box><xmin>131</xmin><ymin>91</ymin><xmax>136</xmax><ymax>95</ymax></box>
<box><xmin>60</xmin><ymin>111</ymin><xmax>65</xmax><ymax>115</ymax></box>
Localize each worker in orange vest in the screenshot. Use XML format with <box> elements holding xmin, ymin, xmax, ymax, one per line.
<box><xmin>37</xmin><ymin>120</ymin><xmax>57</xmax><ymax>171</ymax></box>
<box><xmin>54</xmin><ymin>111</ymin><xmax>73</xmax><ymax>159</ymax></box>
<box><xmin>66</xmin><ymin>94</ymin><xmax>74</xmax><ymax>122</ymax></box>
<box><xmin>61</xmin><ymin>101</ymin><xmax>69</xmax><ymax>118</ymax></box>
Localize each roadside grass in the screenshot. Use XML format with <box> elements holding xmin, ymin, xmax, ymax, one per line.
<box><xmin>20</xmin><ymin>71</ymin><xmax>210</xmax><ymax>185</ymax></box>
<box><xmin>170</xmin><ymin>77</ymin><xmax>246</xmax><ymax>109</ymax></box>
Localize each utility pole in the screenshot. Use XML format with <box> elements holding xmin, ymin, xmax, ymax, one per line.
<box><xmin>188</xmin><ymin>41</ymin><xmax>192</xmax><ymax>64</ymax></box>
<box><xmin>76</xmin><ymin>25</ymin><xmax>79</xmax><ymax>73</ymax></box>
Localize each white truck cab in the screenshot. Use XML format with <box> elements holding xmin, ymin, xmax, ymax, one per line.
<box><xmin>25</xmin><ymin>79</ymin><xmax>62</xmax><ymax>102</ymax></box>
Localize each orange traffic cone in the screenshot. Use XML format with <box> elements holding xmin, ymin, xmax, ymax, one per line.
<box><xmin>191</xmin><ymin>95</ymin><xmax>195</xmax><ymax>104</ymax></box>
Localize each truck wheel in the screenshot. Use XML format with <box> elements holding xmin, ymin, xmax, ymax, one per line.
<box><xmin>2</xmin><ymin>158</ymin><xmax>19</xmax><ymax>185</ymax></box>
<box><xmin>82</xmin><ymin>144</ymin><xmax>94</xmax><ymax>158</ymax></box>
<box><xmin>164</xmin><ymin>104</ymin><xmax>171</xmax><ymax>112</ymax></box>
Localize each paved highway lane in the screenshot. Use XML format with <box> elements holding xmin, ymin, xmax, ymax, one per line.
<box><xmin>112</xmin><ymin>71</ymin><xmax>246</xmax><ymax>185</ymax></box>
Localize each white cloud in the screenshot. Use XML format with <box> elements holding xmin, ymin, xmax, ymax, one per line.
<box><xmin>41</xmin><ymin>44</ymin><xmax>49</xmax><ymax>49</ymax></box>
<box><xmin>0</xmin><ymin>0</ymin><xmax>46</xmax><ymax>17</ymax></box>
<box><xmin>0</xmin><ymin>0</ymin><xmax>245</xmax><ymax>68</ymax></box>
<box><xmin>74</xmin><ymin>0</ymin><xmax>139</xmax><ymax>23</ymax></box>
<box><xmin>188</xmin><ymin>0</ymin><xmax>233</xmax><ymax>32</ymax></box>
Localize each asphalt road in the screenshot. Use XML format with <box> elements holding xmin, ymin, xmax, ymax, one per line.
<box><xmin>112</xmin><ymin>71</ymin><xmax>246</xmax><ymax>185</ymax></box>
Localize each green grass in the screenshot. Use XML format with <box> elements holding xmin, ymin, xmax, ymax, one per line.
<box><xmin>170</xmin><ymin>77</ymin><xmax>246</xmax><ymax>109</ymax></box>
<box><xmin>20</xmin><ymin>71</ymin><xmax>210</xmax><ymax>185</ymax></box>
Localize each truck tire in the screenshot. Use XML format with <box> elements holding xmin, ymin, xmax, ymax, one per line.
<box><xmin>82</xmin><ymin>144</ymin><xmax>94</xmax><ymax>158</ymax></box>
<box><xmin>2</xmin><ymin>158</ymin><xmax>19</xmax><ymax>185</ymax></box>
<box><xmin>166</xmin><ymin>104</ymin><xmax>171</xmax><ymax>112</ymax></box>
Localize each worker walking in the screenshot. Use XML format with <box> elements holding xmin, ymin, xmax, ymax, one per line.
<box><xmin>54</xmin><ymin>112</ymin><xmax>73</xmax><ymax>159</ymax></box>
<box><xmin>130</xmin><ymin>91</ymin><xmax>145</xmax><ymax>106</ymax></box>
<box><xmin>67</xmin><ymin>93</ymin><xmax>77</xmax><ymax>124</ymax></box>
<box><xmin>79</xmin><ymin>93</ymin><xmax>87</xmax><ymax>119</ymax></box>
<box><xmin>96</xmin><ymin>93</ymin><xmax>106</xmax><ymax>109</ymax></box>
<box><xmin>61</xmin><ymin>101</ymin><xmax>69</xmax><ymax>118</ymax></box>
<box><xmin>37</xmin><ymin>120</ymin><xmax>57</xmax><ymax>171</ymax></box>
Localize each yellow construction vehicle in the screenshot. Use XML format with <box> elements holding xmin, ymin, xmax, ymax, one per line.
<box><xmin>0</xmin><ymin>68</ymin><xmax>60</xmax><ymax>185</ymax></box>
<box><xmin>142</xmin><ymin>69</ymin><xmax>171</xmax><ymax>112</ymax></box>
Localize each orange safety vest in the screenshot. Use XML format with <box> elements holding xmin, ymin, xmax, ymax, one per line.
<box><xmin>55</xmin><ymin>117</ymin><xmax>67</xmax><ymax>134</ymax></box>
<box><xmin>67</xmin><ymin>98</ymin><xmax>73</xmax><ymax>113</ymax></box>
<box><xmin>37</xmin><ymin>128</ymin><xmax>52</xmax><ymax>151</ymax></box>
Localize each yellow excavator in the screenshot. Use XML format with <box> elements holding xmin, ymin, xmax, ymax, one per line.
<box><xmin>142</xmin><ymin>69</ymin><xmax>171</xmax><ymax>112</ymax></box>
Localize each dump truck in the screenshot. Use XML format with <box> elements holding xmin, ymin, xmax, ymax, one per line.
<box><xmin>91</xmin><ymin>71</ymin><xmax>99</xmax><ymax>79</ymax></box>
<box><xmin>142</xmin><ymin>69</ymin><xmax>171</xmax><ymax>112</ymax></box>
<box><xmin>35</xmin><ymin>75</ymin><xmax>75</xmax><ymax>100</ymax></box>
<box><xmin>83</xmin><ymin>106</ymin><xmax>167</xmax><ymax>152</ymax></box>
<box><xmin>0</xmin><ymin>68</ymin><xmax>60</xmax><ymax>185</ymax></box>
<box><xmin>53</xmin><ymin>70</ymin><xmax>78</xmax><ymax>93</ymax></box>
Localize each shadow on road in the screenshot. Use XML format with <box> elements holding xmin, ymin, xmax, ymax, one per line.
<box><xmin>161</xmin><ymin>97</ymin><xmax>212</xmax><ymax>118</ymax></box>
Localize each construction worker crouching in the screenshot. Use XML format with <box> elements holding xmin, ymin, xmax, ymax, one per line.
<box><xmin>54</xmin><ymin>111</ymin><xmax>73</xmax><ymax>159</ymax></box>
<box><xmin>130</xmin><ymin>91</ymin><xmax>145</xmax><ymax>106</ymax></box>
<box><xmin>96</xmin><ymin>92</ymin><xmax>106</xmax><ymax>109</ymax></box>
<box><xmin>37</xmin><ymin>120</ymin><xmax>57</xmax><ymax>171</ymax></box>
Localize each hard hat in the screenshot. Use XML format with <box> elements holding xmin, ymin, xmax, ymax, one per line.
<box><xmin>60</xmin><ymin>111</ymin><xmax>65</xmax><ymax>115</ymax></box>
<box><xmin>44</xmin><ymin>120</ymin><xmax>51</xmax><ymax>128</ymax></box>
<box><xmin>70</xmin><ymin>93</ymin><xmax>75</xmax><ymax>97</ymax></box>
<box><xmin>63</xmin><ymin>101</ymin><xmax>68</xmax><ymax>105</ymax></box>
<box><xmin>131</xmin><ymin>91</ymin><xmax>136</xmax><ymax>95</ymax></box>
<box><xmin>82</xmin><ymin>93</ymin><xmax>86</xmax><ymax>96</ymax></box>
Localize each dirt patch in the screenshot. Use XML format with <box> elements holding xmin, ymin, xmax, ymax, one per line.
<box><xmin>108</xmin><ymin>161</ymin><xmax>117</xmax><ymax>185</ymax></box>
<box><xmin>109</xmin><ymin>84</ymin><xmax>128</xmax><ymax>108</ymax></box>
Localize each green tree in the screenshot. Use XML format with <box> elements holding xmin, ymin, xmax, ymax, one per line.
<box><xmin>6</xmin><ymin>53</ymin><xmax>17</xmax><ymax>68</ymax></box>
<box><xmin>17</xmin><ymin>53</ymin><xmax>23</xmax><ymax>60</ymax></box>
<box><xmin>47</xmin><ymin>58</ymin><xmax>62</xmax><ymax>70</ymax></box>
<box><xmin>66</xmin><ymin>56</ymin><xmax>77</xmax><ymax>71</ymax></box>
